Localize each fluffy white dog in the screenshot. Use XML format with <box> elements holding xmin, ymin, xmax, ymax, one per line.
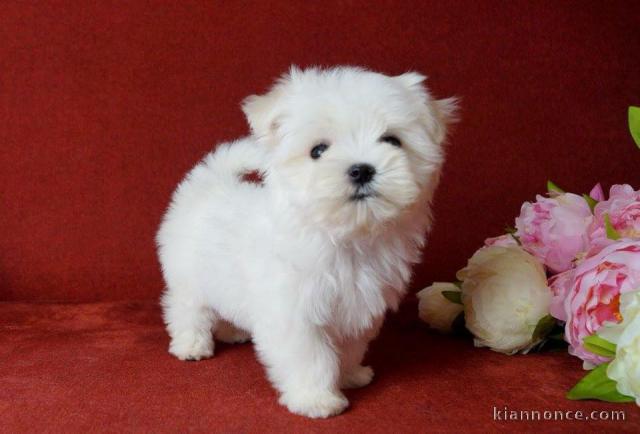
<box><xmin>157</xmin><ymin>66</ymin><xmax>456</xmax><ymax>418</ymax></box>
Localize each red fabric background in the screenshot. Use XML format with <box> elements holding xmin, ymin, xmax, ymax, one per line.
<box><xmin>2</xmin><ymin>0</ymin><xmax>639</xmax><ymax>302</ymax></box>
<box><xmin>2</xmin><ymin>1</ymin><xmax>640</xmax><ymax>432</ymax></box>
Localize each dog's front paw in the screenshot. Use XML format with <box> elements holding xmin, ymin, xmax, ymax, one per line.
<box><xmin>279</xmin><ymin>389</ymin><xmax>348</xmax><ymax>418</ymax></box>
<box><xmin>341</xmin><ymin>365</ymin><xmax>374</xmax><ymax>389</ymax></box>
<box><xmin>168</xmin><ymin>331</ymin><xmax>214</xmax><ymax>361</ymax></box>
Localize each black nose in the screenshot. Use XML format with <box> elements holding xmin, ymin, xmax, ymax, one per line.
<box><xmin>347</xmin><ymin>163</ymin><xmax>376</xmax><ymax>185</ymax></box>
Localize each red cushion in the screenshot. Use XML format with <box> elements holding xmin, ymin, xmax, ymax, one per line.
<box><xmin>2</xmin><ymin>300</ymin><xmax>636</xmax><ymax>431</ymax></box>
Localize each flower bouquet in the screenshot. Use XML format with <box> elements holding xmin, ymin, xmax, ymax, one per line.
<box><xmin>418</xmin><ymin>106</ymin><xmax>640</xmax><ymax>405</ymax></box>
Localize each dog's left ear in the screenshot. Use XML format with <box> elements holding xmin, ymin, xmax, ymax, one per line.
<box><xmin>394</xmin><ymin>72</ymin><xmax>427</xmax><ymax>90</ymax></box>
<box><xmin>431</xmin><ymin>96</ymin><xmax>459</xmax><ymax>144</ymax></box>
<box><xmin>395</xmin><ymin>72</ymin><xmax>459</xmax><ymax>144</ymax></box>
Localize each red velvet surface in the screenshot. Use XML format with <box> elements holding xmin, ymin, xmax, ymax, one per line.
<box><xmin>2</xmin><ymin>1</ymin><xmax>640</xmax><ymax>432</ymax></box>
<box><xmin>1</xmin><ymin>301</ymin><xmax>638</xmax><ymax>433</ymax></box>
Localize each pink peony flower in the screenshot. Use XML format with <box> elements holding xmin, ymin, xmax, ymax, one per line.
<box><xmin>549</xmin><ymin>240</ymin><xmax>640</xmax><ymax>367</ymax></box>
<box><xmin>515</xmin><ymin>192</ymin><xmax>593</xmax><ymax>273</ymax></box>
<box><xmin>588</xmin><ymin>183</ymin><xmax>605</xmax><ymax>202</ymax></box>
<box><xmin>484</xmin><ymin>234</ymin><xmax>518</xmax><ymax>247</ymax></box>
<box><xmin>589</xmin><ymin>184</ymin><xmax>640</xmax><ymax>253</ymax></box>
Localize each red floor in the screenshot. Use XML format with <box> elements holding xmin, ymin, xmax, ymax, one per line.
<box><xmin>1</xmin><ymin>300</ymin><xmax>637</xmax><ymax>433</ymax></box>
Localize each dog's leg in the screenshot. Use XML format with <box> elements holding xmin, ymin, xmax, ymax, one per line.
<box><xmin>339</xmin><ymin>338</ymin><xmax>374</xmax><ymax>389</ymax></box>
<box><xmin>253</xmin><ymin>321</ymin><xmax>348</xmax><ymax>418</ymax></box>
<box><xmin>215</xmin><ymin>320</ymin><xmax>251</xmax><ymax>344</ymax></box>
<box><xmin>162</xmin><ymin>291</ymin><xmax>216</xmax><ymax>361</ymax></box>
<box><xmin>339</xmin><ymin>317</ymin><xmax>383</xmax><ymax>389</ymax></box>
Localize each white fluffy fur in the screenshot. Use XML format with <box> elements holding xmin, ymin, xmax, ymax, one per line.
<box><xmin>157</xmin><ymin>66</ymin><xmax>456</xmax><ymax>418</ymax></box>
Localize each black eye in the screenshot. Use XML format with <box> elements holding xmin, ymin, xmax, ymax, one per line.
<box><xmin>310</xmin><ymin>143</ymin><xmax>329</xmax><ymax>159</ymax></box>
<box><xmin>381</xmin><ymin>135</ymin><xmax>402</xmax><ymax>147</ymax></box>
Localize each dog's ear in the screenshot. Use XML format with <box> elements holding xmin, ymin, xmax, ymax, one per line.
<box><xmin>394</xmin><ymin>72</ymin><xmax>427</xmax><ymax>89</ymax></box>
<box><xmin>431</xmin><ymin>96</ymin><xmax>459</xmax><ymax>144</ymax></box>
<box><xmin>241</xmin><ymin>89</ymin><xmax>283</xmax><ymax>140</ymax></box>
<box><xmin>395</xmin><ymin>72</ymin><xmax>459</xmax><ymax>144</ymax></box>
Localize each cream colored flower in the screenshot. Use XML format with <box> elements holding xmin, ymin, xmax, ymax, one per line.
<box><xmin>607</xmin><ymin>315</ymin><xmax>640</xmax><ymax>405</ymax></box>
<box><xmin>456</xmin><ymin>245</ymin><xmax>552</xmax><ymax>354</ymax></box>
<box><xmin>417</xmin><ymin>282</ymin><xmax>463</xmax><ymax>333</ymax></box>
<box><xmin>602</xmin><ymin>291</ymin><xmax>640</xmax><ymax>405</ymax></box>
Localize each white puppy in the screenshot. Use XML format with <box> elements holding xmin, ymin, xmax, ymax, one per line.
<box><xmin>157</xmin><ymin>66</ymin><xmax>456</xmax><ymax>418</ymax></box>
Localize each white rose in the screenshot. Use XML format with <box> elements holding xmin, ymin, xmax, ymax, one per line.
<box><xmin>602</xmin><ymin>291</ymin><xmax>640</xmax><ymax>405</ymax></box>
<box><xmin>417</xmin><ymin>282</ymin><xmax>463</xmax><ymax>333</ymax></box>
<box><xmin>456</xmin><ymin>245</ymin><xmax>552</xmax><ymax>354</ymax></box>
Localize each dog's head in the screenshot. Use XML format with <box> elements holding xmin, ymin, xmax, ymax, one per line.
<box><xmin>243</xmin><ymin>66</ymin><xmax>457</xmax><ymax>237</ymax></box>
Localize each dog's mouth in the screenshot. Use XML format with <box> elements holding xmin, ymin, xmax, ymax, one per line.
<box><xmin>350</xmin><ymin>188</ymin><xmax>378</xmax><ymax>202</ymax></box>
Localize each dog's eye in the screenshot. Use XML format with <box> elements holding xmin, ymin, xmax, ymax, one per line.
<box><xmin>310</xmin><ymin>143</ymin><xmax>329</xmax><ymax>160</ymax></box>
<box><xmin>381</xmin><ymin>135</ymin><xmax>402</xmax><ymax>147</ymax></box>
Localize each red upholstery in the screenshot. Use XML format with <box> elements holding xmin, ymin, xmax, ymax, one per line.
<box><xmin>2</xmin><ymin>300</ymin><xmax>637</xmax><ymax>432</ymax></box>
<box><xmin>1</xmin><ymin>1</ymin><xmax>639</xmax><ymax>431</ymax></box>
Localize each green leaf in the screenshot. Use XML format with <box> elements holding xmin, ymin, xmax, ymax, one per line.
<box><xmin>583</xmin><ymin>334</ymin><xmax>616</xmax><ymax>357</ymax></box>
<box><xmin>504</xmin><ymin>225</ymin><xmax>517</xmax><ymax>235</ymax></box>
<box><xmin>630</xmin><ymin>106</ymin><xmax>640</xmax><ymax>148</ymax></box>
<box><xmin>509</xmin><ymin>233</ymin><xmax>522</xmax><ymax>246</ymax></box>
<box><xmin>441</xmin><ymin>290</ymin><xmax>462</xmax><ymax>305</ymax></box>
<box><xmin>547</xmin><ymin>180</ymin><xmax>565</xmax><ymax>195</ymax></box>
<box><xmin>532</xmin><ymin>314</ymin><xmax>556</xmax><ymax>341</ymax></box>
<box><xmin>604</xmin><ymin>214</ymin><xmax>621</xmax><ymax>240</ymax></box>
<box><xmin>567</xmin><ymin>363</ymin><xmax>634</xmax><ymax>403</ymax></box>
<box><xmin>503</xmin><ymin>226</ymin><xmax>522</xmax><ymax>245</ymax></box>
<box><xmin>582</xmin><ymin>194</ymin><xmax>598</xmax><ymax>213</ymax></box>
<box><xmin>452</xmin><ymin>280</ymin><xmax>463</xmax><ymax>289</ymax></box>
